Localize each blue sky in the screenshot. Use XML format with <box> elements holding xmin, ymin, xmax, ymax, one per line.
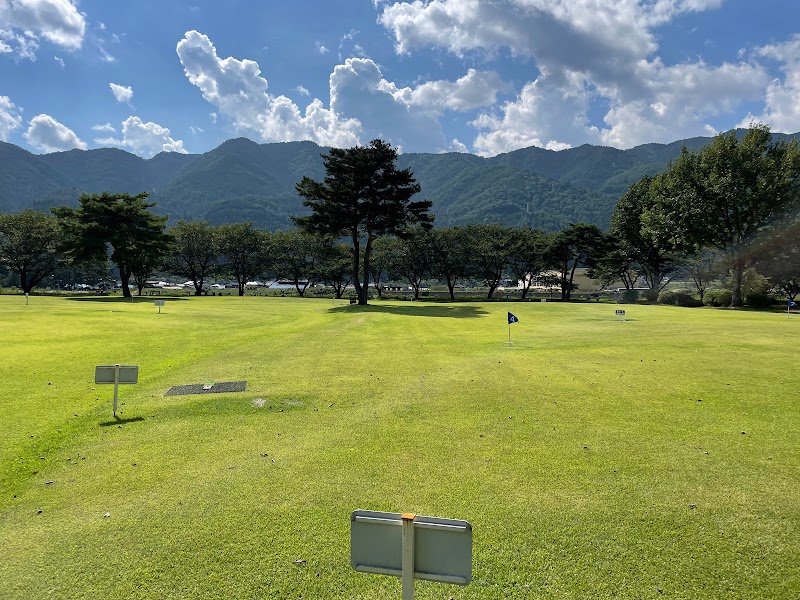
<box><xmin>1</xmin><ymin>0</ymin><xmax>799</xmax><ymax>157</ymax></box>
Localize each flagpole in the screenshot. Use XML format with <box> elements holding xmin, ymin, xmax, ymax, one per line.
<box><xmin>508</xmin><ymin>321</ymin><xmax>511</xmax><ymax>345</ymax></box>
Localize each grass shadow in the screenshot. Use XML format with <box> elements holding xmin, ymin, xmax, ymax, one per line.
<box><xmin>329</xmin><ymin>303</ymin><xmax>489</xmax><ymax>319</ymax></box>
<box><xmin>99</xmin><ymin>416</ymin><xmax>146</xmax><ymax>427</ymax></box>
<box><xmin>65</xmin><ymin>296</ymin><xmax>188</xmax><ymax>303</ymax></box>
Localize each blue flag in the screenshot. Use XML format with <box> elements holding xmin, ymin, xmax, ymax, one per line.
<box><xmin>508</xmin><ymin>312</ymin><xmax>519</xmax><ymax>324</ymax></box>
<box><xmin>790</xmin><ymin>300</ymin><xmax>797</xmax><ymax>307</ymax></box>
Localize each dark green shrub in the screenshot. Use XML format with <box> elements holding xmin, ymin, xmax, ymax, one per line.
<box><xmin>744</xmin><ymin>292</ymin><xmax>775</xmax><ymax>308</ymax></box>
<box><xmin>641</xmin><ymin>288</ymin><xmax>659</xmax><ymax>302</ymax></box>
<box><xmin>658</xmin><ymin>290</ymin><xmax>704</xmax><ymax>307</ymax></box>
<box><xmin>703</xmin><ymin>289</ymin><xmax>732</xmax><ymax>307</ymax></box>
<box><xmin>620</xmin><ymin>289</ymin><xmax>639</xmax><ymax>304</ymax></box>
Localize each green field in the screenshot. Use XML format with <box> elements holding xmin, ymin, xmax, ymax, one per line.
<box><xmin>1</xmin><ymin>295</ymin><xmax>798</xmax><ymax>599</ymax></box>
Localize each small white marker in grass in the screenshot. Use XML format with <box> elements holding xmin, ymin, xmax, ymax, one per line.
<box><xmin>154</xmin><ymin>299</ymin><xmax>165</xmax><ymax>313</ymax></box>
<box><xmin>616</xmin><ymin>308</ymin><xmax>626</xmax><ymax>322</ymax></box>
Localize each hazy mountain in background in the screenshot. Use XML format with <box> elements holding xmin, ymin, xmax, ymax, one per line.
<box><xmin>2</xmin><ymin>130</ymin><xmax>797</xmax><ymax>231</ymax></box>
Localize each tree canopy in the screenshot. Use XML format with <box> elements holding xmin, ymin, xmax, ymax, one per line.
<box><xmin>644</xmin><ymin>125</ymin><xmax>800</xmax><ymax>306</ymax></box>
<box><xmin>166</xmin><ymin>220</ymin><xmax>219</xmax><ymax>296</ymax></box>
<box><xmin>294</xmin><ymin>139</ymin><xmax>432</xmax><ymax>304</ymax></box>
<box><xmin>610</xmin><ymin>175</ymin><xmax>681</xmax><ymax>298</ymax></box>
<box><xmin>0</xmin><ymin>209</ymin><xmax>64</xmax><ymax>293</ymax></box>
<box><xmin>53</xmin><ymin>192</ymin><xmax>169</xmax><ymax>298</ymax></box>
<box><xmin>546</xmin><ymin>223</ymin><xmax>607</xmax><ymax>301</ymax></box>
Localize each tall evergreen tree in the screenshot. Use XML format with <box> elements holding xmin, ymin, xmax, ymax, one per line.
<box><xmin>294</xmin><ymin>139</ymin><xmax>432</xmax><ymax>305</ymax></box>
<box><xmin>53</xmin><ymin>192</ymin><xmax>168</xmax><ymax>299</ymax></box>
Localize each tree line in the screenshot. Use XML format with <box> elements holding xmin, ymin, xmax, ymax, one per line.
<box><xmin>1</xmin><ymin>127</ymin><xmax>799</xmax><ymax>307</ymax></box>
<box><xmin>0</xmin><ymin>202</ymin><xmax>605</xmax><ymax>302</ymax></box>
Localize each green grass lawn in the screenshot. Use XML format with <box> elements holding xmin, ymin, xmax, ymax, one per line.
<box><xmin>0</xmin><ymin>295</ymin><xmax>798</xmax><ymax>599</ymax></box>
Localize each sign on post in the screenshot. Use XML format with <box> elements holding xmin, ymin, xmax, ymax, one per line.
<box><xmin>351</xmin><ymin>509</ymin><xmax>472</xmax><ymax>599</ymax></box>
<box><xmin>615</xmin><ymin>309</ymin><xmax>626</xmax><ymax>321</ymax></box>
<box><xmin>154</xmin><ymin>299</ymin><xmax>165</xmax><ymax>313</ymax></box>
<box><xmin>95</xmin><ymin>364</ymin><xmax>138</xmax><ymax>416</ymax></box>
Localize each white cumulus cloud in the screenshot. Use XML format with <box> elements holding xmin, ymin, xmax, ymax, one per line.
<box><xmin>0</xmin><ymin>95</ymin><xmax>23</xmax><ymax>140</ymax></box>
<box><xmin>24</xmin><ymin>113</ymin><xmax>86</xmax><ymax>152</ymax></box>
<box><xmin>0</xmin><ymin>0</ymin><xmax>85</xmax><ymax>60</ymax></box>
<box><xmin>295</xmin><ymin>85</ymin><xmax>310</xmax><ymax>96</ymax></box>
<box><xmin>91</xmin><ymin>122</ymin><xmax>116</xmax><ymax>133</ymax></box>
<box><xmin>395</xmin><ymin>68</ymin><xmax>511</xmax><ymax>111</ymax></box>
<box><xmin>449</xmin><ymin>138</ymin><xmax>469</xmax><ymax>153</ymax></box>
<box><xmin>738</xmin><ymin>35</ymin><xmax>800</xmax><ymax>134</ymax></box>
<box><xmin>177</xmin><ymin>29</ymin><xmax>362</xmax><ymax>148</ymax></box>
<box><xmin>94</xmin><ymin>116</ymin><xmax>187</xmax><ymax>158</ymax></box>
<box><xmin>176</xmin><ymin>30</ymin><xmax>513</xmax><ymax>153</ymax></box>
<box><xmin>380</xmin><ymin>0</ymin><xmax>767</xmax><ymax>154</ymax></box>
<box><xmin>109</xmin><ymin>83</ymin><xmax>133</xmax><ymax>103</ymax></box>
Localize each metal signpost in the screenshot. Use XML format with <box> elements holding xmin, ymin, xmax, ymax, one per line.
<box><xmin>351</xmin><ymin>509</ymin><xmax>472</xmax><ymax>599</ymax></box>
<box><xmin>95</xmin><ymin>364</ymin><xmax>138</xmax><ymax>416</ymax></box>
<box><xmin>616</xmin><ymin>309</ymin><xmax>626</xmax><ymax>321</ymax></box>
<box><xmin>154</xmin><ymin>299</ymin><xmax>165</xmax><ymax>313</ymax></box>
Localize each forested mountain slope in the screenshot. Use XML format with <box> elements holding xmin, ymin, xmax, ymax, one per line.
<box><xmin>3</xmin><ymin>130</ymin><xmax>797</xmax><ymax>231</ymax></box>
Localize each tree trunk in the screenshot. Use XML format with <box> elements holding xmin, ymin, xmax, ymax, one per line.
<box><xmin>520</xmin><ymin>280</ymin><xmax>531</xmax><ymax>300</ymax></box>
<box><xmin>411</xmin><ymin>279</ymin><xmax>420</xmax><ymax>300</ymax></box>
<box><xmin>120</xmin><ymin>269</ymin><xmax>132</xmax><ymax>298</ymax></box>
<box><xmin>447</xmin><ymin>281</ymin><xmax>456</xmax><ymax>301</ymax></box>
<box><xmin>730</xmin><ymin>257</ymin><xmax>744</xmax><ymax>308</ymax></box>
<box><xmin>19</xmin><ymin>270</ymin><xmax>34</xmax><ymax>294</ymax></box>
<box><xmin>351</xmin><ymin>237</ymin><xmax>363</xmax><ymax>305</ymax></box>
<box><xmin>238</xmin><ymin>281</ymin><xmax>245</xmax><ymax>296</ymax></box>
<box><xmin>360</xmin><ymin>235</ymin><xmax>373</xmax><ymax>305</ymax></box>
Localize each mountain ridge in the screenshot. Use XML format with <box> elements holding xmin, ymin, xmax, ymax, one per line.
<box><xmin>2</xmin><ymin>130</ymin><xmax>798</xmax><ymax>231</ymax></box>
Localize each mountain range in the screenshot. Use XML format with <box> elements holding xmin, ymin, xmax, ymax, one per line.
<box><xmin>2</xmin><ymin>130</ymin><xmax>798</xmax><ymax>231</ymax></box>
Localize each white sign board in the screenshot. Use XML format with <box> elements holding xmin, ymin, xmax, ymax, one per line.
<box><xmin>95</xmin><ymin>365</ymin><xmax>139</xmax><ymax>384</ymax></box>
<box><xmin>351</xmin><ymin>509</ymin><xmax>472</xmax><ymax>589</ymax></box>
<box><xmin>154</xmin><ymin>299</ymin><xmax>165</xmax><ymax>306</ymax></box>
<box><xmin>95</xmin><ymin>365</ymin><xmax>138</xmax><ymax>416</ymax></box>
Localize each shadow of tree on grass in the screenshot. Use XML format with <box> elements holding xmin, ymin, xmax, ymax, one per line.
<box><xmin>328</xmin><ymin>303</ymin><xmax>488</xmax><ymax>319</ymax></box>
<box><xmin>65</xmin><ymin>296</ymin><xmax>188</xmax><ymax>303</ymax></box>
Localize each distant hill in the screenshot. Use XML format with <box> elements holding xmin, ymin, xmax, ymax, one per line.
<box><xmin>2</xmin><ymin>130</ymin><xmax>798</xmax><ymax>231</ymax></box>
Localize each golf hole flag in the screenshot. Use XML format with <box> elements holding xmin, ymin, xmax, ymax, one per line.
<box><xmin>507</xmin><ymin>312</ymin><xmax>519</xmax><ymax>345</ymax></box>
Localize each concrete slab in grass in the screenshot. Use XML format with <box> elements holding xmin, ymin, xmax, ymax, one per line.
<box><xmin>165</xmin><ymin>381</ymin><xmax>247</xmax><ymax>396</ymax></box>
